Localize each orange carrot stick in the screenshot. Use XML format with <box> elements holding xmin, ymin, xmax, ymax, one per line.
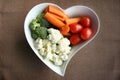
<box><xmin>49</xmin><ymin>12</ymin><xmax>65</xmax><ymax>21</ymax></box>
<box><xmin>61</xmin><ymin>31</ymin><xmax>71</xmax><ymax>36</ymax></box>
<box><xmin>44</xmin><ymin>12</ymin><xmax>65</xmax><ymax>28</ymax></box>
<box><xmin>60</xmin><ymin>24</ymin><xmax>71</xmax><ymax>36</ymax></box>
<box><xmin>47</xmin><ymin>5</ymin><xmax>69</xmax><ymax>19</ymax></box>
<box><xmin>65</xmin><ymin>18</ymin><xmax>81</xmax><ymax>25</ymax></box>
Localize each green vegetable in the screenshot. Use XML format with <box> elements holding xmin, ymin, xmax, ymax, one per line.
<box><xmin>35</xmin><ymin>27</ymin><xmax>48</xmax><ymax>39</ymax></box>
<box><xmin>31</xmin><ymin>32</ymin><xmax>38</xmax><ymax>40</ymax></box>
<box><xmin>29</xmin><ymin>12</ymin><xmax>52</xmax><ymax>40</ymax></box>
<box><xmin>40</xmin><ymin>18</ymin><xmax>52</xmax><ymax>28</ymax></box>
<box><xmin>36</xmin><ymin>13</ymin><xmax>44</xmax><ymax>22</ymax></box>
<box><xmin>29</xmin><ymin>19</ymin><xmax>40</xmax><ymax>31</ymax></box>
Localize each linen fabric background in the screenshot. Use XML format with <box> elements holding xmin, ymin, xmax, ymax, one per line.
<box><xmin>0</xmin><ymin>0</ymin><xmax>120</xmax><ymax>80</ymax></box>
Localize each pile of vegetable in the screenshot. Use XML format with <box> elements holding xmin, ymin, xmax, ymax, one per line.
<box><xmin>30</xmin><ymin>5</ymin><xmax>93</xmax><ymax>45</ymax></box>
<box><xmin>29</xmin><ymin>5</ymin><xmax>93</xmax><ymax>65</ymax></box>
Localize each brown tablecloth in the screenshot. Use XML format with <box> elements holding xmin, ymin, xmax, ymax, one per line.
<box><xmin>0</xmin><ymin>0</ymin><xmax>120</xmax><ymax>80</ymax></box>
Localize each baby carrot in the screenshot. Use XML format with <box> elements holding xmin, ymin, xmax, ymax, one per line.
<box><xmin>47</xmin><ymin>5</ymin><xmax>68</xmax><ymax>19</ymax></box>
<box><xmin>44</xmin><ymin>12</ymin><xmax>65</xmax><ymax>28</ymax></box>
<box><xmin>60</xmin><ymin>24</ymin><xmax>71</xmax><ymax>36</ymax></box>
<box><xmin>48</xmin><ymin>12</ymin><xmax>65</xmax><ymax>21</ymax></box>
<box><xmin>61</xmin><ymin>31</ymin><xmax>71</xmax><ymax>36</ymax></box>
<box><xmin>65</xmin><ymin>17</ymin><xmax>81</xmax><ymax>25</ymax></box>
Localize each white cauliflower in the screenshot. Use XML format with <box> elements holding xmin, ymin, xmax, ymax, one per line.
<box><xmin>47</xmin><ymin>28</ymin><xmax>63</xmax><ymax>43</ymax></box>
<box><xmin>57</xmin><ymin>38</ymin><xmax>71</xmax><ymax>54</ymax></box>
<box><xmin>46</xmin><ymin>41</ymin><xmax>53</xmax><ymax>60</ymax></box>
<box><xmin>34</xmin><ymin>28</ymin><xmax>71</xmax><ymax>66</ymax></box>
<box><xmin>34</xmin><ymin>38</ymin><xmax>43</xmax><ymax>49</ymax></box>
<box><xmin>52</xmin><ymin>54</ymin><xmax>63</xmax><ymax>66</ymax></box>
<box><xmin>60</xmin><ymin>54</ymin><xmax>69</xmax><ymax>61</ymax></box>
<box><xmin>58</xmin><ymin>38</ymin><xmax>70</xmax><ymax>46</ymax></box>
<box><xmin>38</xmin><ymin>48</ymin><xmax>45</xmax><ymax>56</ymax></box>
<box><xmin>51</xmin><ymin>43</ymin><xmax>57</xmax><ymax>53</ymax></box>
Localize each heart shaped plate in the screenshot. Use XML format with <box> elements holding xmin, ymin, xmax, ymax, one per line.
<box><xmin>24</xmin><ymin>3</ymin><xmax>100</xmax><ymax>76</ymax></box>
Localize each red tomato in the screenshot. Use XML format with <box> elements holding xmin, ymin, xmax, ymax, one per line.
<box><xmin>69</xmin><ymin>34</ymin><xmax>81</xmax><ymax>45</ymax></box>
<box><xmin>80</xmin><ymin>28</ymin><xmax>93</xmax><ymax>40</ymax></box>
<box><xmin>70</xmin><ymin>24</ymin><xmax>83</xmax><ymax>33</ymax></box>
<box><xmin>81</xmin><ymin>17</ymin><xmax>91</xmax><ymax>27</ymax></box>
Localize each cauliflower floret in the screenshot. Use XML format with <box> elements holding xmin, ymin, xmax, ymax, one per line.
<box><xmin>34</xmin><ymin>38</ymin><xmax>43</xmax><ymax>49</ymax></box>
<box><xmin>60</xmin><ymin>54</ymin><xmax>69</xmax><ymax>61</ymax></box>
<box><xmin>38</xmin><ymin>48</ymin><xmax>45</xmax><ymax>56</ymax></box>
<box><xmin>64</xmin><ymin>47</ymin><xmax>71</xmax><ymax>54</ymax></box>
<box><xmin>46</xmin><ymin>41</ymin><xmax>53</xmax><ymax>60</ymax></box>
<box><xmin>57</xmin><ymin>38</ymin><xmax>71</xmax><ymax>54</ymax></box>
<box><xmin>58</xmin><ymin>38</ymin><xmax>70</xmax><ymax>46</ymax></box>
<box><xmin>51</xmin><ymin>43</ymin><xmax>57</xmax><ymax>53</ymax></box>
<box><xmin>47</xmin><ymin>28</ymin><xmax>63</xmax><ymax>43</ymax></box>
<box><xmin>54</xmin><ymin>58</ymin><xmax>63</xmax><ymax>66</ymax></box>
<box><xmin>46</xmin><ymin>41</ymin><xmax>52</xmax><ymax>52</ymax></box>
<box><xmin>56</xmin><ymin>45</ymin><xmax>71</xmax><ymax>55</ymax></box>
<box><xmin>34</xmin><ymin>38</ymin><xmax>47</xmax><ymax>57</ymax></box>
<box><xmin>52</xmin><ymin>54</ymin><xmax>63</xmax><ymax>66</ymax></box>
<box><xmin>42</xmin><ymin>39</ymin><xmax>49</xmax><ymax>46</ymax></box>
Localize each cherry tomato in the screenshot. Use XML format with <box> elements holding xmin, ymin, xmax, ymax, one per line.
<box><xmin>69</xmin><ymin>34</ymin><xmax>81</xmax><ymax>45</ymax></box>
<box><xmin>81</xmin><ymin>17</ymin><xmax>91</xmax><ymax>27</ymax></box>
<box><xmin>80</xmin><ymin>28</ymin><xmax>93</xmax><ymax>40</ymax></box>
<box><xmin>69</xmin><ymin>23</ymin><xmax>83</xmax><ymax>33</ymax></box>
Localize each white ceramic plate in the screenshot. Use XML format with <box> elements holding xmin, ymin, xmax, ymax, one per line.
<box><xmin>24</xmin><ymin>3</ymin><xmax>100</xmax><ymax>76</ymax></box>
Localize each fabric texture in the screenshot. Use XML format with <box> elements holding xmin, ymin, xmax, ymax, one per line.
<box><xmin>0</xmin><ymin>0</ymin><xmax>120</xmax><ymax>80</ymax></box>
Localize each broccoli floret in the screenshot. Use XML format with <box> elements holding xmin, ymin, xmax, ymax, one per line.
<box><xmin>29</xmin><ymin>19</ymin><xmax>40</xmax><ymax>31</ymax></box>
<box><xmin>35</xmin><ymin>27</ymin><xmax>48</xmax><ymax>39</ymax></box>
<box><xmin>31</xmin><ymin>32</ymin><xmax>38</xmax><ymax>40</ymax></box>
<box><xmin>36</xmin><ymin>13</ymin><xmax>44</xmax><ymax>22</ymax></box>
<box><xmin>29</xmin><ymin>12</ymin><xmax>52</xmax><ymax>40</ymax></box>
